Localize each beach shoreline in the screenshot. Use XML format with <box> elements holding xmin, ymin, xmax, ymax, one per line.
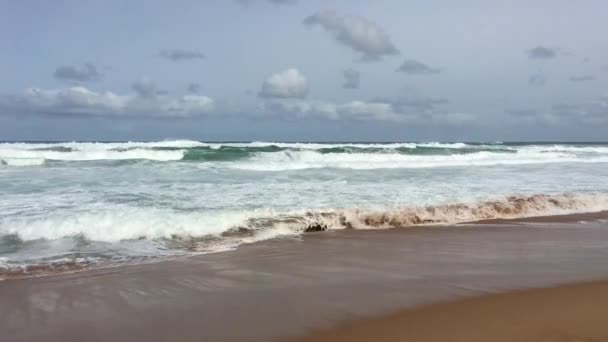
<box><xmin>2</xmin><ymin>213</ymin><xmax>608</xmax><ymax>341</ymax></box>
<box><xmin>3</xmin><ymin>209</ymin><xmax>608</xmax><ymax>281</ymax></box>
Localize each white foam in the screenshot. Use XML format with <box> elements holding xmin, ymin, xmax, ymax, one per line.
<box><xmin>0</xmin><ymin>158</ymin><xmax>46</xmax><ymax>166</ymax></box>
<box><xmin>0</xmin><ymin>140</ymin><xmax>200</xmax><ymax>163</ymax></box>
<box><xmin>242</xmin><ymin>141</ymin><xmax>419</xmax><ymax>149</ymax></box>
<box><xmin>0</xmin><ymin>148</ymin><xmax>184</xmax><ymax>162</ymax></box>
<box><xmin>219</xmin><ymin>141</ymin><xmax>480</xmax><ymax>150</ymax></box>
<box><xmin>0</xmin><ymin>206</ymin><xmax>276</xmax><ymax>242</ymax></box>
<box><xmin>417</xmin><ymin>142</ymin><xmax>470</xmax><ymax>149</ymax></box>
<box><xmin>519</xmin><ymin>145</ymin><xmax>608</xmax><ymax>154</ymax></box>
<box><xmin>2</xmin><ymin>193</ymin><xmax>608</xmax><ymax>243</ymax></box>
<box><xmin>331</xmin><ymin>193</ymin><xmax>608</xmax><ymax>229</ymax></box>
<box><xmin>0</xmin><ymin>140</ymin><xmax>206</xmax><ymax>151</ymax></box>
<box><xmin>228</xmin><ymin>150</ymin><xmax>608</xmax><ymax>171</ymax></box>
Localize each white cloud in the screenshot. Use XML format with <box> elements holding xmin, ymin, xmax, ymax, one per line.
<box><xmin>262</xmin><ymin>99</ymin><xmax>406</xmax><ymax>122</ymax></box>
<box><xmin>304</xmin><ymin>10</ymin><xmax>399</xmax><ymax>61</ymax></box>
<box><xmin>260</xmin><ymin>94</ymin><xmax>474</xmax><ymax>124</ymax></box>
<box><xmin>261</xmin><ymin>99</ymin><xmax>337</xmax><ymax>119</ymax></box>
<box><xmin>337</xmin><ymin>101</ymin><xmax>400</xmax><ymax>121</ymax></box>
<box><xmin>1</xmin><ymin>86</ymin><xmax>214</xmax><ymax>118</ymax></box>
<box><xmin>259</xmin><ymin>68</ymin><xmax>308</xmax><ymax>99</ymax></box>
<box><xmin>22</xmin><ymin>87</ymin><xmax>129</xmax><ymax>114</ymax></box>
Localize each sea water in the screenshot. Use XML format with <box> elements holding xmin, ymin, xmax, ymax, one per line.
<box><xmin>2</xmin><ymin>141</ymin><xmax>608</xmax><ymax>275</ymax></box>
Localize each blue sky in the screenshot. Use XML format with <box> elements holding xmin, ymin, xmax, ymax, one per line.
<box><xmin>1</xmin><ymin>0</ymin><xmax>607</xmax><ymax>141</ymax></box>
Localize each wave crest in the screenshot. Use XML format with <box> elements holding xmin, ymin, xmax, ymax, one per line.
<box><xmin>3</xmin><ymin>193</ymin><xmax>606</xmax><ymax>244</ymax></box>
<box><xmin>2</xmin><ymin>192</ymin><xmax>607</xmax><ymax>278</ymax></box>
<box><xmin>2</xmin><ymin>141</ymin><xmax>608</xmax><ymax>168</ymax></box>
<box><xmin>329</xmin><ymin>193</ymin><xmax>606</xmax><ymax>228</ymax></box>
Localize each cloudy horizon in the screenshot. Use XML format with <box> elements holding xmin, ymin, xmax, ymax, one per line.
<box><xmin>1</xmin><ymin>0</ymin><xmax>607</xmax><ymax>141</ymax></box>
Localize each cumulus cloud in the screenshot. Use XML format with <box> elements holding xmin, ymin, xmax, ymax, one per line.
<box><xmin>54</xmin><ymin>63</ymin><xmax>103</xmax><ymax>82</ymax></box>
<box><xmin>397</xmin><ymin>59</ymin><xmax>441</xmax><ymax>75</ymax></box>
<box><xmin>343</xmin><ymin>68</ymin><xmax>360</xmax><ymax>89</ymax></box>
<box><xmin>187</xmin><ymin>83</ymin><xmax>202</xmax><ymax>93</ymax></box>
<box><xmin>262</xmin><ymin>99</ymin><xmax>400</xmax><ymax>121</ymax></box>
<box><xmin>338</xmin><ymin>101</ymin><xmax>401</xmax><ymax>121</ymax></box>
<box><xmin>262</xmin><ymin>100</ymin><xmax>340</xmax><ymax>120</ymax></box>
<box><xmin>526</xmin><ymin>46</ymin><xmax>559</xmax><ymax>60</ymax></box>
<box><xmin>303</xmin><ymin>10</ymin><xmax>399</xmax><ymax>61</ymax></box>
<box><xmin>15</xmin><ymin>87</ymin><xmax>129</xmax><ymax>115</ymax></box>
<box><xmin>0</xmin><ymin>86</ymin><xmax>214</xmax><ymax>118</ymax></box>
<box><xmin>569</xmin><ymin>75</ymin><xmax>595</xmax><ymax>82</ymax></box>
<box><xmin>259</xmin><ymin>68</ymin><xmax>308</xmax><ymax>99</ymax></box>
<box><xmin>260</xmin><ymin>94</ymin><xmax>467</xmax><ymax>124</ymax></box>
<box><xmin>159</xmin><ymin>49</ymin><xmax>205</xmax><ymax>62</ymax></box>
<box><xmin>529</xmin><ymin>72</ymin><xmax>546</xmax><ymax>86</ymax></box>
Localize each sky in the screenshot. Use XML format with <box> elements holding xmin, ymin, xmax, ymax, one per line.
<box><xmin>0</xmin><ymin>0</ymin><xmax>607</xmax><ymax>141</ymax></box>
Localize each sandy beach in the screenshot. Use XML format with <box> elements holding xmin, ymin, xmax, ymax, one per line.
<box><xmin>296</xmin><ymin>280</ymin><xmax>608</xmax><ymax>342</ymax></box>
<box><xmin>1</xmin><ymin>214</ymin><xmax>608</xmax><ymax>341</ymax></box>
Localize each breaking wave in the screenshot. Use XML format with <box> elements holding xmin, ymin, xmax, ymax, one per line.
<box><xmin>2</xmin><ymin>193</ymin><xmax>607</xmax><ymax>243</ymax></box>
<box><xmin>2</xmin><ymin>140</ymin><xmax>608</xmax><ymax>168</ymax></box>
<box><xmin>2</xmin><ymin>192</ymin><xmax>608</xmax><ymax>278</ymax></box>
<box><xmin>0</xmin><ymin>157</ymin><xmax>46</xmax><ymax>166</ymax></box>
<box><xmin>230</xmin><ymin>150</ymin><xmax>608</xmax><ymax>170</ymax></box>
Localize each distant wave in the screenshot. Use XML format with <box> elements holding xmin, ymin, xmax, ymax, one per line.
<box><xmin>2</xmin><ymin>140</ymin><xmax>608</xmax><ymax>168</ymax></box>
<box><xmin>229</xmin><ymin>150</ymin><xmax>608</xmax><ymax>170</ymax></box>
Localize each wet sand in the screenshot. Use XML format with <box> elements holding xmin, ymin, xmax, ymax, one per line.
<box><xmin>1</xmin><ymin>214</ymin><xmax>608</xmax><ymax>341</ymax></box>
<box><xmin>296</xmin><ymin>280</ymin><xmax>608</xmax><ymax>342</ymax></box>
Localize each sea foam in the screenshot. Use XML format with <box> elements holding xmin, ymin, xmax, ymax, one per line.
<box><xmin>2</xmin><ymin>193</ymin><xmax>607</xmax><ymax>244</ymax></box>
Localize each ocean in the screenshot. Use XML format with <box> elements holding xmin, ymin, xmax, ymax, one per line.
<box><xmin>1</xmin><ymin>140</ymin><xmax>608</xmax><ymax>277</ymax></box>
